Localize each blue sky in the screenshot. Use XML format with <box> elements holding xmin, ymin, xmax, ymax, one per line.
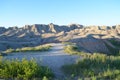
<box><xmin>0</xmin><ymin>0</ymin><xmax>120</xmax><ymax>27</ymax></box>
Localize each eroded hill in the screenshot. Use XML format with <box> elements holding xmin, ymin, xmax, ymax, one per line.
<box><xmin>0</xmin><ymin>23</ymin><xmax>120</xmax><ymax>54</ymax></box>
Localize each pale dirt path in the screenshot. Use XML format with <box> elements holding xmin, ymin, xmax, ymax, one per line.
<box><xmin>3</xmin><ymin>43</ymin><xmax>80</xmax><ymax>79</ymax></box>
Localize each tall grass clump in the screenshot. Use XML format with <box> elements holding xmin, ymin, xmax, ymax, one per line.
<box><xmin>0</xmin><ymin>58</ymin><xmax>54</xmax><ymax>79</ymax></box>
<box><xmin>5</xmin><ymin>44</ymin><xmax>52</xmax><ymax>53</ymax></box>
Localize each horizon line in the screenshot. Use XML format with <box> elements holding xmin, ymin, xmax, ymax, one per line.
<box><xmin>0</xmin><ymin>23</ymin><xmax>120</xmax><ymax>28</ymax></box>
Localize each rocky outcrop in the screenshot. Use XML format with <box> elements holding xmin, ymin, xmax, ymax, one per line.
<box><xmin>0</xmin><ymin>23</ymin><xmax>120</xmax><ymax>53</ymax></box>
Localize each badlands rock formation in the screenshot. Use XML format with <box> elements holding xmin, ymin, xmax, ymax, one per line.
<box><xmin>0</xmin><ymin>23</ymin><xmax>120</xmax><ymax>54</ymax></box>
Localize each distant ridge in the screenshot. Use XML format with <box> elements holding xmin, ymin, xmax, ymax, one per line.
<box><xmin>0</xmin><ymin>23</ymin><xmax>120</xmax><ymax>54</ymax></box>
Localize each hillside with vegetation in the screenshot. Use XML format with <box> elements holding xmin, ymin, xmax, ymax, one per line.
<box><xmin>0</xmin><ymin>24</ymin><xmax>120</xmax><ymax>79</ymax></box>
<box><xmin>62</xmin><ymin>43</ymin><xmax>120</xmax><ymax>79</ymax></box>
<box><xmin>0</xmin><ymin>24</ymin><xmax>120</xmax><ymax>54</ymax></box>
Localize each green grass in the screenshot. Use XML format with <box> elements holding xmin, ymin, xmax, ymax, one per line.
<box><xmin>64</xmin><ymin>44</ymin><xmax>84</xmax><ymax>55</ymax></box>
<box><xmin>0</xmin><ymin>58</ymin><xmax>54</xmax><ymax>79</ymax></box>
<box><xmin>62</xmin><ymin>44</ymin><xmax>120</xmax><ymax>79</ymax></box>
<box><xmin>62</xmin><ymin>53</ymin><xmax>120</xmax><ymax>79</ymax></box>
<box><xmin>5</xmin><ymin>44</ymin><xmax>52</xmax><ymax>53</ymax></box>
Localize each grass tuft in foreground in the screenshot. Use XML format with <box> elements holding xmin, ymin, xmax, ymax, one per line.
<box><xmin>0</xmin><ymin>58</ymin><xmax>54</xmax><ymax>79</ymax></box>
<box><xmin>62</xmin><ymin>53</ymin><xmax>120</xmax><ymax>79</ymax></box>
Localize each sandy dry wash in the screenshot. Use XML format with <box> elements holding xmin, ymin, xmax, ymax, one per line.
<box><xmin>3</xmin><ymin>43</ymin><xmax>80</xmax><ymax>79</ymax></box>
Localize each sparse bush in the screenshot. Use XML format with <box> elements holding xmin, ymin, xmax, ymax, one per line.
<box><xmin>0</xmin><ymin>58</ymin><xmax>54</xmax><ymax>79</ymax></box>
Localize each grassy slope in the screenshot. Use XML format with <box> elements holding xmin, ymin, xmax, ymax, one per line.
<box><xmin>62</xmin><ymin>43</ymin><xmax>120</xmax><ymax>80</ymax></box>
<box><xmin>5</xmin><ymin>44</ymin><xmax>52</xmax><ymax>54</ymax></box>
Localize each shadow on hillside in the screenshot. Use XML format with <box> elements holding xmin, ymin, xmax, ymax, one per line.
<box><xmin>68</xmin><ymin>34</ymin><xmax>120</xmax><ymax>56</ymax></box>
<box><xmin>0</xmin><ymin>36</ymin><xmax>59</xmax><ymax>51</ymax></box>
<box><xmin>0</xmin><ymin>33</ymin><xmax>120</xmax><ymax>56</ymax></box>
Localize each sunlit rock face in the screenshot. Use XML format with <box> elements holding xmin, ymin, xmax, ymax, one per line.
<box><xmin>0</xmin><ymin>23</ymin><xmax>120</xmax><ymax>54</ymax></box>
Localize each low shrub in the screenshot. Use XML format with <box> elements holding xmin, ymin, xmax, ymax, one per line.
<box><xmin>0</xmin><ymin>58</ymin><xmax>54</xmax><ymax>79</ymax></box>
